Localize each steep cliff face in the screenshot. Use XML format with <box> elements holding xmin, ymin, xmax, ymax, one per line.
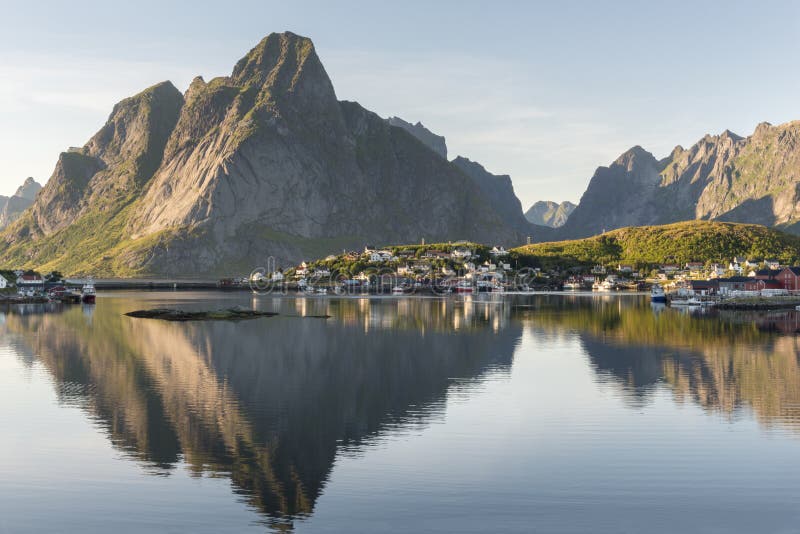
<box><xmin>0</xmin><ymin>177</ymin><xmax>42</xmax><ymax>229</ymax></box>
<box><xmin>524</xmin><ymin>201</ymin><xmax>575</xmax><ymax>228</ymax></box>
<box><xmin>0</xmin><ymin>32</ymin><xmax>526</xmax><ymax>276</ymax></box>
<box><xmin>561</xmin><ymin>122</ymin><xmax>800</xmax><ymax>239</ymax></box>
<box><xmin>0</xmin><ymin>82</ymin><xmax>184</xmax><ymax>271</ymax></box>
<box><xmin>450</xmin><ymin>156</ymin><xmax>547</xmax><ymax>238</ymax></box>
<box><xmin>386</xmin><ymin>117</ymin><xmax>447</xmax><ymax>159</ymax></box>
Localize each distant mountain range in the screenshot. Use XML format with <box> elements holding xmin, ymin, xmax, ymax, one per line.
<box><xmin>0</xmin><ymin>177</ymin><xmax>41</xmax><ymax>229</ymax></box>
<box><xmin>0</xmin><ymin>32</ymin><xmax>549</xmax><ymax>276</ymax></box>
<box><xmin>559</xmin><ymin>122</ymin><xmax>800</xmax><ymax>238</ymax></box>
<box><xmin>524</xmin><ymin>201</ymin><xmax>575</xmax><ymax>228</ymax></box>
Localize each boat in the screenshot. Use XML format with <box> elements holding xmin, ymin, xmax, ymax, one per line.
<box><xmin>455</xmin><ymin>280</ymin><xmax>474</xmax><ymax>293</ymax></box>
<box><xmin>650</xmin><ymin>284</ymin><xmax>666</xmax><ymax>303</ymax></box>
<box><xmin>594</xmin><ymin>277</ymin><xmax>615</xmax><ymax>291</ymax></box>
<box><xmin>563</xmin><ymin>279</ymin><xmax>582</xmax><ymax>290</ymax></box>
<box><xmin>315</xmin><ymin>287</ymin><xmax>328</xmax><ymax>295</ymax></box>
<box><xmin>392</xmin><ymin>286</ymin><xmax>405</xmax><ymax>295</ymax></box>
<box><xmin>81</xmin><ymin>281</ymin><xmax>96</xmax><ymax>304</ymax></box>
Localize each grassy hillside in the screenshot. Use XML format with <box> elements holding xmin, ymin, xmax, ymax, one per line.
<box><xmin>514</xmin><ymin>221</ymin><xmax>800</xmax><ymax>269</ymax></box>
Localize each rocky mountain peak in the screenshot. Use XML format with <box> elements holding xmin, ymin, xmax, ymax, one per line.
<box><xmin>613</xmin><ymin>145</ymin><xmax>657</xmax><ymax>171</ymax></box>
<box><xmin>14</xmin><ymin>177</ymin><xmax>41</xmax><ymax>200</ymax></box>
<box><xmin>230</xmin><ymin>32</ymin><xmax>332</xmax><ymax>101</ymax></box>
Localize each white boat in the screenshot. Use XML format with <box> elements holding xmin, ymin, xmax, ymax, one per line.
<box><xmin>392</xmin><ymin>286</ymin><xmax>405</xmax><ymax>295</ymax></box>
<box><xmin>594</xmin><ymin>278</ymin><xmax>615</xmax><ymax>291</ymax></box>
<box><xmin>563</xmin><ymin>280</ymin><xmax>582</xmax><ymax>290</ymax></box>
<box><xmin>650</xmin><ymin>285</ymin><xmax>666</xmax><ymax>303</ymax></box>
<box><xmin>316</xmin><ymin>288</ymin><xmax>328</xmax><ymax>295</ymax></box>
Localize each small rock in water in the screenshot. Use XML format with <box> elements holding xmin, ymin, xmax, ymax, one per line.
<box><xmin>125</xmin><ymin>308</ymin><xmax>278</xmax><ymax>321</ymax></box>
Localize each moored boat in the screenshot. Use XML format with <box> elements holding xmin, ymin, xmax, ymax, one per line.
<box><xmin>81</xmin><ymin>281</ymin><xmax>96</xmax><ymax>304</ymax></box>
<box><xmin>455</xmin><ymin>280</ymin><xmax>474</xmax><ymax>293</ymax></box>
<box><xmin>650</xmin><ymin>284</ymin><xmax>666</xmax><ymax>303</ymax></box>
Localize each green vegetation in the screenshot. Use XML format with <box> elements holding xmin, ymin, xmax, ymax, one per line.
<box><xmin>514</xmin><ymin>221</ymin><xmax>800</xmax><ymax>270</ymax></box>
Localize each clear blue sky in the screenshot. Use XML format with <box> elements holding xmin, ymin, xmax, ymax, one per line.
<box><xmin>1</xmin><ymin>0</ymin><xmax>798</xmax><ymax>207</ymax></box>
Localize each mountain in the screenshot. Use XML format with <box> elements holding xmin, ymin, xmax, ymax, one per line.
<box><xmin>515</xmin><ymin>220</ymin><xmax>800</xmax><ymax>268</ymax></box>
<box><xmin>524</xmin><ymin>201</ymin><xmax>575</xmax><ymax>228</ymax></box>
<box><xmin>0</xmin><ymin>32</ymin><xmax>529</xmax><ymax>276</ymax></box>
<box><xmin>561</xmin><ymin>122</ymin><xmax>800</xmax><ymax>238</ymax></box>
<box><xmin>385</xmin><ymin>119</ymin><xmax>554</xmax><ymax>241</ymax></box>
<box><xmin>386</xmin><ymin>117</ymin><xmax>447</xmax><ymax>159</ymax></box>
<box><xmin>450</xmin><ymin>157</ymin><xmax>547</xmax><ymax>238</ymax></box>
<box><xmin>0</xmin><ymin>177</ymin><xmax>42</xmax><ymax>229</ymax></box>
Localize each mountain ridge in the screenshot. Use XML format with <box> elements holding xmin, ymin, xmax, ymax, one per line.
<box><xmin>0</xmin><ymin>32</ymin><xmax>529</xmax><ymax>276</ymax></box>
<box><xmin>561</xmin><ymin>121</ymin><xmax>800</xmax><ymax>239</ymax></box>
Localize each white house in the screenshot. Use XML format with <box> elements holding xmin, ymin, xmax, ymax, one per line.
<box><xmin>710</xmin><ymin>263</ymin><xmax>726</xmax><ymax>277</ymax></box>
<box><xmin>16</xmin><ymin>273</ymin><xmax>43</xmax><ymax>288</ymax></box>
<box><xmin>0</xmin><ymin>274</ymin><xmax>8</xmax><ymax>289</ymax></box>
<box><xmin>489</xmin><ymin>246</ymin><xmax>509</xmax><ymax>257</ymax></box>
<box><xmin>728</xmin><ymin>261</ymin><xmax>743</xmax><ymax>274</ymax></box>
<box><xmin>397</xmin><ymin>265</ymin><xmax>413</xmax><ymax>276</ymax></box>
<box><xmin>765</xmin><ymin>259</ymin><xmax>781</xmax><ymax>270</ymax></box>
<box><xmin>451</xmin><ymin>248</ymin><xmax>474</xmax><ymax>260</ymax></box>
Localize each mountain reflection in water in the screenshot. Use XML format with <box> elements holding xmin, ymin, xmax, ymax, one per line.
<box><xmin>2</xmin><ymin>292</ymin><xmax>800</xmax><ymax>530</ymax></box>
<box><xmin>1</xmin><ymin>295</ymin><xmax>518</xmax><ymax>530</ymax></box>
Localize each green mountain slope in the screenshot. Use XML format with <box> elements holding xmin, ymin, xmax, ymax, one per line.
<box><xmin>515</xmin><ymin>221</ymin><xmax>800</xmax><ymax>268</ymax></box>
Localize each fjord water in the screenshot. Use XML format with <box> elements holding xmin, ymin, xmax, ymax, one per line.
<box><xmin>2</xmin><ymin>293</ymin><xmax>800</xmax><ymax>533</ymax></box>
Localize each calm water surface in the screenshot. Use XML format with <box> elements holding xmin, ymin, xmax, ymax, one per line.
<box><xmin>1</xmin><ymin>291</ymin><xmax>800</xmax><ymax>533</ymax></box>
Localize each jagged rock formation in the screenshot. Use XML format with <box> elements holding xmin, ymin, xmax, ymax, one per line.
<box><xmin>561</xmin><ymin>122</ymin><xmax>800</xmax><ymax>238</ymax></box>
<box><xmin>386</xmin><ymin>116</ymin><xmax>447</xmax><ymax>159</ymax></box>
<box><xmin>451</xmin><ymin>156</ymin><xmax>547</xmax><ymax>238</ymax></box>
<box><xmin>0</xmin><ymin>32</ymin><xmax>529</xmax><ymax>276</ymax></box>
<box><xmin>524</xmin><ymin>200</ymin><xmax>575</xmax><ymax>228</ymax></box>
<box><xmin>0</xmin><ymin>177</ymin><xmax>42</xmax><ymax>229</ymax></box>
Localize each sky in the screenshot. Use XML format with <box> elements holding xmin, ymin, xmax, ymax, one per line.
<box><xmin>1</xmin><ymin>0</ymin><xmax>798</xmax><ymax>207</ymax></box>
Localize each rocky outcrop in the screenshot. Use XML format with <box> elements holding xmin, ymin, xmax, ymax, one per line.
<box><xmin>0</xmin><ymin>32</ymin><xmax>528</xmax><ymax>276</ymax></box>
<box><xmin>561</xmin><ymin>122</ymin><xmax>800</xmax><ymax>238</ymax></box>
<box><xmin>524</xmin><ymin>201</ymin><xmax>575</xmax><ymax>228</ymax></box>
<box><xmin>0</xmin><ymin>177</ymin><xmax>42</xmax><ymax>229</ymax></box>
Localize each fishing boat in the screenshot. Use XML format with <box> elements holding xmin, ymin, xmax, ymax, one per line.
<box><xmin>650</xmin><ymin>284</ymin><xmax>666</xmax><ymax>303</ymax></box>
<box><xmin>455</xmin><ymin>280</ymin><xmax>474</xmax><ymax>293</ymax></box>
<box><xmin>81</xmin><ymin>281</ymin><xmax>96</xmax><ymax>304</ymax></box>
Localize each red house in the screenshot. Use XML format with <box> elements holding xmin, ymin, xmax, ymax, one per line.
<box><xmin>777</xmin><ymin>267</ymin><xmax>800</xmax><ymax>290</ymax></box>
<box><xmin>744</xmin><ymin>279</ymin><xmax>783</xmax><ymax>291</ymax></box>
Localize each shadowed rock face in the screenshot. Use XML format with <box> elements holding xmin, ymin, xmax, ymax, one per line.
<box><xmin>0</xmin><ymin>32</ymin><xmax>527</xmax><ymax>276</ymax></box>
<box><xmin>561</xmin><ymin>122</ymin><xmax>800</xmax><ymax>239</ymax></box>
<box><xmin>386</xmin><ymin>116</ymin><xmax>448</xmax><ymax>159</ymax></box>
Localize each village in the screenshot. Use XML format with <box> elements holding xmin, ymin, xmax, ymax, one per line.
<box><xmin>241</xmin><ymin>243</ymin><xmax>800</xmax><ymax>305</ymax></box>
<box><xmin>6</xmin><ymin>245</ymin><xmax>800</xmax><ymax>309</ymax></box>
<box><xmin>0</xmin><ymin>269</ymin><xmax>96</xmax><ymax>303</ymax></box>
